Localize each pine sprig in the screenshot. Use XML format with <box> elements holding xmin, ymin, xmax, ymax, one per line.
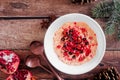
<box><xmin>105</xmin><ymin>10</ymin><xmax>120</xmax><ymax>34</ymax></box>
<box><xmin>92</xmin><ymin>0</ymin><xmax>120</xmax><ymax>39</ymax></box>
<box><xmin>92</xmin><ymin>0</ymin><xmax>114</xmax><ymax>18</ymax></box>
<box><xmin>105</xmin><ymin>21</ymin><xmax>115</xmax><ymax>34</ymax></box>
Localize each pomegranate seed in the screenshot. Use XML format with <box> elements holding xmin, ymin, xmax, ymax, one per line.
<box><xmin>79</xmin><ymin>56</ymin><xmax>83</xmax><ymax>61</ymax></box>
<box><xmin>89</xmin><ymin>36</ymin><xmax>93</xmax><ymax>40</ymax></box>
<box><xmin>63</xmin><ymin>52</ymin><xmax>68</xmax><ymax>57</ymax></box>
<box><xmin>57</xmin><ymin>45</ymin><xmax>61</xmax><ymax>49</ymax></box>
<box><xmin>74</xmin><ymin>22</ymin><xmax>76</xmax><ymax>24</ymax></box>
<box><xmin>85</xmin><ymin>48</ymin><xmax>91</xmax><ymax>56</ymax></box>
<box><xmin>81</xmin><ymin>28</ymin><xmax>87</xmax><ymax>33</ymax></box>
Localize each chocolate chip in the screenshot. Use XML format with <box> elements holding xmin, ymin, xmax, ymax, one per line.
<box><xmin>80</xmin><ymin>50</ymin><xmax>83</xmax><ymax>53</ymax></box>
<box><xmin>69</xmin><ymin>29</ymin><xmax>74</xmax><ymax>33</ymax></box>
<box><xmin>72</xmin><ymin>55</ymin><xmax>76</xmax><ymax>59</ymax></box>
<box><xmin>63</xmin><ymin>43</ymin><xmax>67</xmax><ymax>48</ymax></box>
<box><xmin>82</xmin><ymin>38</ymin><xmax>86</xmax><ymax>41</ymax></box>
<box><xmin>68</xmin><ymin>52</ymin><xmax>73</xmax><ymax>55</ymax></box>
<box><xmin>0</xmin><ymin>63</ymin><xmax>6</xmax><ymax>69</ymax></box>
<box><xmin>85</xmin><ymin>41</ymin><xmax>89</xmax><ymax>45</ymax></box>
<box><xmin>61</xmin><ymin>37</ymin><xmax>65</xmax><ymax>41</ymax></box>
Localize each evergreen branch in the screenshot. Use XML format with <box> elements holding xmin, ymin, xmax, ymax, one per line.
<box><xmin>92</xmin><ymin>0</ymin><xmax>114</xmax><ymax>18</ymax></box>
<box><xmin>105</xmin><ymin>10</ymin><xmax>119</xmax><ymax>34</ymax></box>
<box><xmin>92</xmin><ymin>0</ymin><xmax>120</xmax><ymax>39</ymax></box>
<box><xmin>114</xmin><ymin>0</ymin><xmax>120</xmax><ymax>14</ymax></box>
<box><xmin>105</xmin><ymin>21</ymin><xmax>115</xmax><ymax>34</ymax></box>
<box><xmin>114</xmin><ymin>0</ymin><xmax>120</xmax><ymax>39</ymax></box>
<box><xmin>110</xmin><ymin>11</ymin><xmax>120</xmax><ymax>23</ymax></box>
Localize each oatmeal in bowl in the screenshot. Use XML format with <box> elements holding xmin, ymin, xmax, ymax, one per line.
<box><xmin>53</xmin><ymin>22</ymin><xmax>98</xmax><ymax>65</ymax></box>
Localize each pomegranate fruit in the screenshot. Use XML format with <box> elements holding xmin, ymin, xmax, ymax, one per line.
<box><xmin>6</xmin><ymin>69</ymin><xmax>32</xmax><ymax>80</ymax></box>
<box><xmin>0</xmin><ymin>50</ymin><xmax>20</xmax><ymax>74</ymax></box>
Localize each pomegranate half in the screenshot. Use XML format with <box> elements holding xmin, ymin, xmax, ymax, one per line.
<box><xmin>0</xmin><ymin>50</ymin><xmax>20</xmax><ymax>74</ymax></box>
<box><xmin>6</xmin><ymin>69</ymin><xmax>33</xmax><ymax>80</ymax></box>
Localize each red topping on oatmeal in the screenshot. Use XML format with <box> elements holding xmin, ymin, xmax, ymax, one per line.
<box><xmin>57</xmin><ymin>45</ymin><xmax>61</xmax><ymax>49</ymax></box>
<box><xmin>94</xmin><ymin>34</ymin><xmax>96</xmax><ymax>36</ymax></box>
<box><xmin>74</xmin><ymin>22</ymin><xmax>76</xmax><ymax>24</ymax></box>
<box><xmin>59</xmin><ymin>25</ymin><xmax>91</xmax><ymax>62</ymax></box>
<box><xmin>81</xmin><ymin>28</ymin><xmax>87</xmax><ymax>33</ymax></box>
<box><xmin>54</xmin><ymin>22</ymin><xmax>98</xmax><ymax>65</ymax></box>
<box><xmin>89</xmin><ymin>36</ymin><xmax>93</xmax><ymax>40</ymax></box>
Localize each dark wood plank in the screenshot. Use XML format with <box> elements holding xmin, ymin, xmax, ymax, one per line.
<box><xmin>0</xmin><ymin>50</ymin><xmax>120</xmax><ymax>80</ymax></box>
<box><xmin>0</xmin><ymin>19</ymin><xmax>119</xmax><ymax>49</ymax></box>
<box><xmin>0</xmin><ymin>19</ymin><xmax>47</xmax><ymax>49</ymax></box>
<box><xmin>0</xmin><ymin>0</ymin><xmax>103</xmax><ymax>17</ymax></box>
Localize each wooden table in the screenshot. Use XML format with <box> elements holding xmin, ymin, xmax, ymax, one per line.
<box><xmin>0</xmin><ymin>0</ymin><xmax>120</xmax><ymax>80</ymax></box>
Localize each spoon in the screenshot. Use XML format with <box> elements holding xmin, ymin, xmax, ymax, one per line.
<box><xmin>30</xmin><ymin>41</ymin><xmax>44</xmax><ymax>56</ymax></box>
<box><xmin>30</xmin><ymin>41</ymin><xmax>64</xmax><ymax>80</ymax></box>
<box><xmin>25</xmin><ymin>55</ymin><xmax>52</xmax><ymax>74</ymax></box>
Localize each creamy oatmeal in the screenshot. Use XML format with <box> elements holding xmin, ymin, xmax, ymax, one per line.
<box><xmin>53</xmin><ymin>22</ymin><xmax>98</xmax><ymax>65</ymax></box>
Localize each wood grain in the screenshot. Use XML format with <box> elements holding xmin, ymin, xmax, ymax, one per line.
<box><xmin>0</xmin><ymin>0</ymin><xmax>102</xmax><ymax>17</ymax></box>
<box><xmin>0</xmin><ymin>50</ymin><xmax>119</xmax><ymax>80</ymax></box>
<box><xmin>0</xmin><ymin>18</ymin><xmax>119</xmax><ymax>49</ymax></box>
<box><xmin>0</xmin><ymin>19</ymin><xmax>47</xmax><ymax>49</ymax></box>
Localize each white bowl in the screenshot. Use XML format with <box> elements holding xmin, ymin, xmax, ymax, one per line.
<box><xmin>44</xmin><ymin>13</ymin><xmax>106</xmax><ymax>75</ymax></box>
